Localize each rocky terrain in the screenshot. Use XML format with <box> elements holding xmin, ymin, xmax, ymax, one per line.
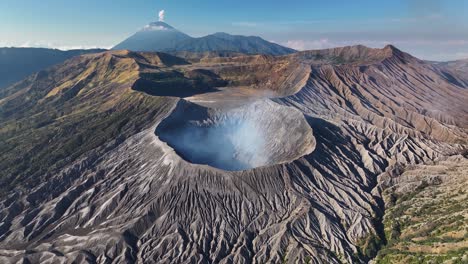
<box><xmin>0</xmin><ymin>45</ymin><xmax>466</xmax><ymax>263</ymax></box>
<box><xmin>436</xmin><ymin>59</ymin><xmax>468</xmax><ymax>88</ymax></box>
<box><xmin>374</xmin><ymin>156</ymin><xmax>468</xmax><ymax>264</ymax></box>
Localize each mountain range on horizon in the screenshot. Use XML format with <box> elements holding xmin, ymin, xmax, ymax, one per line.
<box><xmin>0</xmin><ymin>48</ymin><xmax>106</xmax><ymax>90</ymax></box>
<box><xmin>112</xmin><ymin>21</ymin><xmax>296</xmax><ymax>55</ymax></box>
<box><xmin>0</xmin><ymin>21</ymin><xmax>294</xmax><ymax>90</ymax></box>
<box><xmin>2</xmin><ymin>20</ymin><xmax>468</xmax><ymax>93</ymax></box>
<box><xmin>2</xmin><ymin>42</ymin><xmax>467</xmax><ymax>93</ymax></box>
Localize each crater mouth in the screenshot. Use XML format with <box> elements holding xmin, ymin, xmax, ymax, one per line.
<box><xmin>156</xmin><ymin>99</ymin><xmax>315</xmax><ymax>171</ymax></box>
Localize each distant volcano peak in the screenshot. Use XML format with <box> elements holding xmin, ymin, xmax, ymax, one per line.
<box><xmin>113</xmin><ymin>21</ymin><xmax>296</xmax><ymax>55</ymax></box>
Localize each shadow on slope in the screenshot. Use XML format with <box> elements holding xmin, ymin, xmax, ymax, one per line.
<box><xmin>132</xmin><ymin>69</ymin><xmax>227</xmax><ymax>98</ymax></box>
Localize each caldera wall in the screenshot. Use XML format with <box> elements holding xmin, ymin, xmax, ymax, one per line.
<box><xmin>155</xmin><ymin>99</ymin><xmax>315</xmax><ymax>171</ymax></box>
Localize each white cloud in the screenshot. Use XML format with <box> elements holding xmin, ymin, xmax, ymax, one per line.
<box><xmin>0</xmin><ymin>40</ymin><xmax>112</xmax><ymax>50</ymax></box>
<box><xmin>455</xmin><ymin>52</ymin><xmax>468</xmax><ymax>59</ymax></box>
<box><xmin>232</xmin><ymin>22</ymin><xmax>258</xmax><ymax>27</ymax></box>
<box><xmin>281</xmin><ymin>38</ymin><xmax>468</xmax><ymax>61</ymax></box>
<box><xmin>143</xmin><ymin>25</ymin><xmax>168</xmax><ymax>31</ymax></box>
<box><xmin>50</xmin><ymin>45</ymin><xmax>112</xmax><ymax>50</ymax></box>
<box><xmin>283</xmin><ymin>39</ymin><xmax>334</xmax><ymax>51</ymax></box>
<box><xmin>159</xmin><ymin>10</ymin><xmax>165</xmax><ymax>22</ymax></box>
<box><xmin>232</xmin><ymin>14</ymin><xmax>444</xmax><ymax>30</ymax></box>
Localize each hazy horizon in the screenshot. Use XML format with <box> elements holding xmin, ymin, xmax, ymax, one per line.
<box><xmin>1</xmin><ymin>0</ymin><xmax>467</xmax><ymax>61</ymax></box>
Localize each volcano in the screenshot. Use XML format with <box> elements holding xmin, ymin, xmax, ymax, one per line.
<box><xmin>112</xmin><ymin>21</ymin><xmax>295</xmax><ymax>55</ymax></box>
<box><xmin>0</xmin><ymin>45</ymin><xmax>467</xmax><ymax>263</ymax></box>
<box><xmin>113</xmin><ymin>21</ymin><xmax>191</xmax><ymax>52</ymax></box>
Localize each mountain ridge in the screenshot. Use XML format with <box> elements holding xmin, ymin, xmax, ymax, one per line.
<box><xmin>0</xmin><ymin>44</ymin><xmax>466</xmax><ymax>263</ymax></box>
<box><xmin>112</xmin><ymin>22</ymin><xmax>192</xmax><ymax>53</ymax></box>
<box><xmin>0</xmin><ymin>47</ymin><xmax>106</xmax><ymax>89</ymax></box>
<box><xmin>290</xmin><ymin>44</ymin><xmax>418</xmax><ymax>65</ymax></box>
<box><xmin>112</xmin><ymin>21</ymin><xmax>296</xmax><ymax>55</ymax></box>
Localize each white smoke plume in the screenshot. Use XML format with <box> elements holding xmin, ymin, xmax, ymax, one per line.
<box><xmin>158</xmin><ymin>10</ymin><xmax>165</xmax><ymax>22</ymax></box>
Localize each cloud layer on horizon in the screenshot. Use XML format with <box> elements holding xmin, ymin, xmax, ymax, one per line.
<box><xmin>0</xmin><ymin>41</ymin><xmax>113</xmax><ymax>51</ymax></box>
<box><xmin>1</xmin><ymin>12</ymin><xmax>467</xmax><ymax>61</ymax></box>
<box><xmin>231</xmin><ymin>11</ymin><xmax>468</xmax><ymax>61</ymax></box>
<box><xmin>280</xmin><ymin>38</ymin><xmax>468</xmax><ymax>61</ymax></box>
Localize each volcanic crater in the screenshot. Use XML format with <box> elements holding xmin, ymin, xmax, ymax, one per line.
<box><xmin>156</xmin><ymin>99</ymin><xmax>315</xmax><ymax>171</ymax></box>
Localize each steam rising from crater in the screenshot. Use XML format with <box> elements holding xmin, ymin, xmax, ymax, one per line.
<box><xmin>156</xmin><ymin>100</ymin><xmax>315</xmax><ymax>171</ymax></box>
<box><xmin>158</xmin><ymin>10</ymin><xmax>165</xmax><ymax>22</ymax></box>
<box><xmin>163</xmin><ymin>118</ymin><xmax>266</xmax><ymax>170</ymax></box>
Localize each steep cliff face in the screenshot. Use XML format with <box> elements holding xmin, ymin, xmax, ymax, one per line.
<box><xmin>0</xmin><ymin>46</ymin><xmax>466</xmax><ymax>263</ymax></box>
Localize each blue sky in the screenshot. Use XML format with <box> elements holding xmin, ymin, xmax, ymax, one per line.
<box><xmin>1</xmin><ymin>0</ymin><xmax>467</xmax><ymax>61</ymax></box>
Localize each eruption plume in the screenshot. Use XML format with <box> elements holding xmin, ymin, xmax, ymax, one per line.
<box><xmin>158</xmin><ymin>10</ymin><xmax>165</xmax><ymax>22</ymax></box>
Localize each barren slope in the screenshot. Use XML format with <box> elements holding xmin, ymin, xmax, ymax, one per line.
<box><xmin>435</xmin><ymin>59</ymin><xmax>468</xmax><ymax>88</ymax></box>
<box><xmin>0</xmin><ymin>46</ymin><xmax>466</xmax><ymax>264</ymax></box>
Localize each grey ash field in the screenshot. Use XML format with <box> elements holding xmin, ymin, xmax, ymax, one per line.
<box><xmin>0</xmin><ymin>44</ymin><xmax>467</xmax><ymax>264</ymax></box>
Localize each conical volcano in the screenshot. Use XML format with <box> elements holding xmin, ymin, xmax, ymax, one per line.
<box><xmin>112</xmin><ymin>21</ymin><xmax>191</xmax><ymax>52</ymax></box>
<box><xmin>112</xmin><ymin>21</ymin><xmax>296</xmax><ymax>55</ymax></box>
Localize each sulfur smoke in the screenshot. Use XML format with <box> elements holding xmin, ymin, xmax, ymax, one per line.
<box><xmin>156</xmin><ymin>100</ymin><xmax>315</xmax><ymax>171</ymax></box>
<box><xmin>159</xmin><ymin>113</ymin><xmax>267</xmax><ymax>171</ymax></box>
